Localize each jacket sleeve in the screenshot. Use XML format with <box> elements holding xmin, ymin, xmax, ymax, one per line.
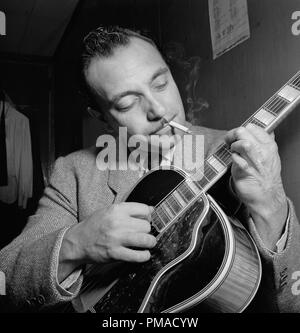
<box><xmin>247</xmin><ymin>198</ymin><xmax>300</xmax><ymax>312</ymax></box>
<box><xmin>0</xmin><ymin>156</ymin><xmax>83</xmax><ymax>311</ymax></box>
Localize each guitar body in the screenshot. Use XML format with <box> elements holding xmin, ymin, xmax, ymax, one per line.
<box><xmin>64</xmin><ymin>71</ymin><xmax>300</xmax><ymax>313</ymax></box>
<box><xmin>70</xmin><ymin>168</ymin><xmax>261</xmax><ymax>313</ymax></box>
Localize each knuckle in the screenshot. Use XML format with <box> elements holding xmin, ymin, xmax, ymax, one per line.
<box><xmin>106</xmin><ymin>247</ymin><xmax>118</xmax><ymax>260</ymax></box>
<box><xmin>271</xmin><ymin>142</ymin><xmax>278</xmax><ymax>153</ymax></box>
<box><xmin>105</xmin><ymin>230</ymin><xmax>117</xmax><ymax>244</ymax></box>
<box><xmin>242</xmin><ymin>141</ymin><xmax>251</xmax><ymax>152</ymax></box>
<box><xmin>109</xmin><ymin>217</ymin><xmax>119</xmax><ymax>229</ymax></box>
<box><xmin>236</xmin><ymin>127</ymin><xmax>246</xmax><ymax>137</ymax></box>
<box><xmin>248</xmin><ymin>123</ymin><xmax>261</xmax><ymax>132</ymax></box>
<box><xmin>240</xmin><ymin>159</ymin><xmax>249</xmax><ymax>170</ymax></box>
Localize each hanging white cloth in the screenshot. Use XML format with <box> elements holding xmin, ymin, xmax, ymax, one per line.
<box><xmin>0</xmin><ymin>100</ymin><xmax>33</xmax><ymax>208</ymax></box>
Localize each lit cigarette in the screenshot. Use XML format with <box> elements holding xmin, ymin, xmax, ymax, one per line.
<box><xmin>164</xmin><ymin>120</ymin><xmax>192</xmax><ymax>133</ymax></box>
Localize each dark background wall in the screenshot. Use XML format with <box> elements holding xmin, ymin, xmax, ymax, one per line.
<box><xmin>154</xmin><ymin>0</ymin><xmax>300</xmax><ymax>214</ymax></box>
<box><xmin>60</xmin><ymin>0</ymin><xmax>299</xmax><ymax>215</ymax></box>
<box><xmin>0</xmin><ymin>59</ymin><xmax>54</xmax><ymax>183</ymax></box>
<box><xmin>0</xmin><ymin>58</ymin><xmax>49</xmax><ymax>245</ymax></box>
<box><xmin>53</xmin><ymin>0</ymin><xmax>161</xmax><ymax>157</ymax></box>
<box><xmin>1</xmin><ymin>0</ymin><xmax>299</xmax><ymax>247</ymax></box>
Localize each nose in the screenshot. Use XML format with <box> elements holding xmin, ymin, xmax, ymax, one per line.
<box><xmin>146</xmin><ymin>96</ymin><xmax>166</xmax><ymax>121</ymax></box>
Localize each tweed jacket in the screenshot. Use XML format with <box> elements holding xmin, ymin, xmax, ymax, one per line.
<box><xmin>0</xmin><ymin>124</ymin><xmax>300</xmax><ymax>312</ymax></box>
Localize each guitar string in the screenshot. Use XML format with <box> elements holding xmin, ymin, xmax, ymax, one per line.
<box><xmin>291</xmin><ymin>74</ymin><xmax>300</xmax><ymax>86</ymax></box>
<box><xmin>151</xmin><ymin>83</ymin><xmax>295</xmax><ymax>230</ymax></box>
<box><xmin>153</xmin><ymin>96</ymin><xmax>286</xmax><ymax>224</ymax></box>
<box><xmin>80</xmin><ymin>73</ymin><xmax>300</xmax><ymax>296</ymax></box>
<box><xmin>151</xmin><ymin>72</ymin><xmax>300</xmax><ymax>229</ymax></box>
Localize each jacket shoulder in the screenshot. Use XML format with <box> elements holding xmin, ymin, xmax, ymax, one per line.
<box><xmin>59</xmin><ymin>146</ymin><xmax>99</xmax><ymax>169</ymax></box>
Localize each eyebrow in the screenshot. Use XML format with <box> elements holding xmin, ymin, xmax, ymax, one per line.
<box><xmin>111</xmin><ymin>67</ymin><xmax>169</xmax><ymax>105</ymax></box>
<box><xmin>150</xmin><ymin>67</ymin><xmax>169</xmax><ymax>82</ymax></box>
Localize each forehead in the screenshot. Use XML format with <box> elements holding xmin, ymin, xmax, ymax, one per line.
<box><xmin>86</xmin><ymin>37</ymin><xmax>167</xmax><ymax>99</ymax></box>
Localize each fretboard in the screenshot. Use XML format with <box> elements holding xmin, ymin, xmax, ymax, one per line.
<box><xmin>151</xmin><ymin>71</ymin><xmax>300</xmax><ymax>233</ymax></box>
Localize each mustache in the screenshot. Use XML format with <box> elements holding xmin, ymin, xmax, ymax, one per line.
<box><xmin>150</xmin><ymin>116</ymin><xmax>191</xmax><ymax>135</ymax></box>
<box><xmin>149</xmin><ymin>116</ymin><xmax>176</xmax><ymax>134</ymax></box>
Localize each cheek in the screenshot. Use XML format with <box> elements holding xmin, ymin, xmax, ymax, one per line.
<box><xmin>167</xmin><ymin>83</ymin><xmax>185</xmax><ymax>113</ymax></box>
<box><xmin>113</xmin><ymin>111</ymin><xmax>148</xmax><ymax>135</ymax></box>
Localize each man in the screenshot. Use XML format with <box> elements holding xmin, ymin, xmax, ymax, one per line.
<box><xmin>0</xmin><ymin>26</ymin><xmax>299</xmax><ymax>312</ymax></box>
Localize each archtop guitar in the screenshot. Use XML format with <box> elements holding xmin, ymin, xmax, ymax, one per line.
<box><xmin>63</xmin><ymin>70</ymin><xmax>300</xmax><ymax>313</ymax></box>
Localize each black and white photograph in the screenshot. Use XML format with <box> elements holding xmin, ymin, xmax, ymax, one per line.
<box><xmin>0</xmin><ymin>0</ymin><xmax>300</xmax><ymax>325</ymax></box>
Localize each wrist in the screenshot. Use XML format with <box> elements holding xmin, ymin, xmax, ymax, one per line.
<box><xmin>58</xmin><ymin>225</ymin><xmax>85</xmax><ymax>283</ymax></box>
<box><xmin>249</xmin><ymin>196</ymin><xmax>288</xmax><ymax>250</ymax></box>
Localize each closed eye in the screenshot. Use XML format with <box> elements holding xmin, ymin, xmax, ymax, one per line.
<box><xmin>115</xmin><ymin>95</ymin><xmax>139</xmax><ymax>111</ymax></box>
<box><xmin>154</xmin><ymin>81</ymin><xmax>168</xmax><ymax>90</ymax></box>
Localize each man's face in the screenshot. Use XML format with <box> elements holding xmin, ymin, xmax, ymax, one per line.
<box><xmin>86</xmin><ymin>37</ymin><xmax>186</xmax><ymax>150</ymax></box>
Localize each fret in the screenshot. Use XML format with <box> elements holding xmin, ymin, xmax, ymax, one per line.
<box><xmin>168</xmin><ymin>194</ymin><xmax>183</xmax><ymax>213</ymax></box>
<box><xmin>290</xmin><ymin>82</ymin><xmax>300</xmax><ymax>91</ymax></box>
<box><xmin>290</xmin><ymin>74</ymin><xmax>300</xmax><ymax>90</ymax></box>
<box><xmin>196</xmin><ymin>175</ymin><xmax>211</xmax><ymax>190</ymax></box>
<box><xmin>186</xmin><ymin>179</ymin><xmax>202</xmax><ymax>195</ymax></box>
<box><xmin>277</xmin><ymin>85</ymin><xmax>300</xmax><ymax>103</ymax></box>
<box><xmin>176</xmin><ymin>186</ymin><xmax>189</xmax><ymax>204</ymax></box>
<box><xmin>151</xmin><ymin>212</ymin><xmax>165</xmax><ymax>231</ymax></box>
<box><xmin>178</xmin><ymin>182</ymin><xmax>196</xmax><ymax>202</ymax></box>
<box><xmin>264</xmin><ymin>94</ymin><xmax>289</xmax><ymax>115</ymax></box>
<box><xmin>249</xmin><ymin>117</ymin><xmax>265</xmax><ymax>128</ymax></box>
<box><xmin>151</xmin><ymin>71</ymin><xmax>300</xmax><ymax>235</ymax></box>
<box><xmin>214</xmin><ymin>144</ymin><xmax>232</xmax><ymax>166</ymax></box>
<box><xmin>160</xmin><ymin>202</ymin><xmax>175</xmax><ymax>220</ymax></box>
<box><xmin>173</xmin><ymin>190</ymin><xmax>187</xmax><ymax>207</ymax></box>
<box><xmin>253</xmin><ymin>108</ymin><xmax>276</xmax><ymax>127</ymax></box>
<box><xmin>164</xmin><ymin>197</ymin><xmax>178</xmax><ymax>216</ymax></box>
<box><xmin>194</xmin><ymin>160</ymin><xmax>221</xmax><ymax>189</ymax></box>
<box><xmin>207</xmin><ymin>155</ymin><xmax>227</xmax><ymax>173</ymax></box>
<box><xmin>204</xmin><ymin>160</ymin><xmax>218</xmax><ymax>180</ymax></box>
<box><xmin>152</xmin><ymin>219</ymin><xmax>164</xmax><ymax>232</ymax></box>
<box><xmin>155</xmin><ymin>206</ymin><xmax>169</xmax><ymax>225</ymax></box>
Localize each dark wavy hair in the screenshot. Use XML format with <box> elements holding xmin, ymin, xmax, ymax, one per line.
<box><xmin>80</xmin><ymin>26</ymin><xmax>157</xmax><ymax>110</ymax></box>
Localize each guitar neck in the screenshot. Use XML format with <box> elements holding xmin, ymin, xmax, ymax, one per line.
<box><xmin>247</xmin><ymin>70</ymin><xmax>300</xmax><ymax>133</ymax></box>
<box><xmin>193</xmin><ymin>70</ymin><xmax>300</xmax><ymax>192</ymax></box>
<box><xmin>151</xmin><ymin>71</ymin><xmax>300</xmax><ymax>233</ymax></box>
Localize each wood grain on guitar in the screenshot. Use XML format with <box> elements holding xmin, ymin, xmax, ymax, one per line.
<box><xmin>67</xmin><ymin>71</ymin><xmax>300</xmax><ymax>313</ymax></box>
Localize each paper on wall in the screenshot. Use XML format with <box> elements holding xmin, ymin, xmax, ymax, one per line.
<box><xmin>208</xmin><ymin>0</ymin><xmax>250</xmax><ymax>60</ymax></box>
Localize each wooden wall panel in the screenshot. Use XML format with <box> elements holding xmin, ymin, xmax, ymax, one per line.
<box><xmin>78</xmin><ymin>0</ymin><xmax>300</xmax><ymax>215</ymax></box>
<box><xmin>159</xmin><ymin>0</ymin><xmax>300</xmax><ymax>215</ymax></box>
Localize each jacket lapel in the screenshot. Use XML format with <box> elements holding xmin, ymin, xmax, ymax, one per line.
<box><xmin>106</xmin><ymin>124</ymin><xmax>225</xmax><ymax>202</ymax></box>
<box><xmin>107</xmin><ymin>168</ymin><xmax>140</xmax><ymax>203</ymax></box>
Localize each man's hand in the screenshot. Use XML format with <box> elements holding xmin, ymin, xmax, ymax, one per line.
<box><xmin>58</xmin><ymin>202</ymin><xmax>156</xmax><ymax>283</ymax></box>
<box><xmin>225</xmin><ymin>124</ymin><xmax>288</xmax><ymax>250</ymax></box>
